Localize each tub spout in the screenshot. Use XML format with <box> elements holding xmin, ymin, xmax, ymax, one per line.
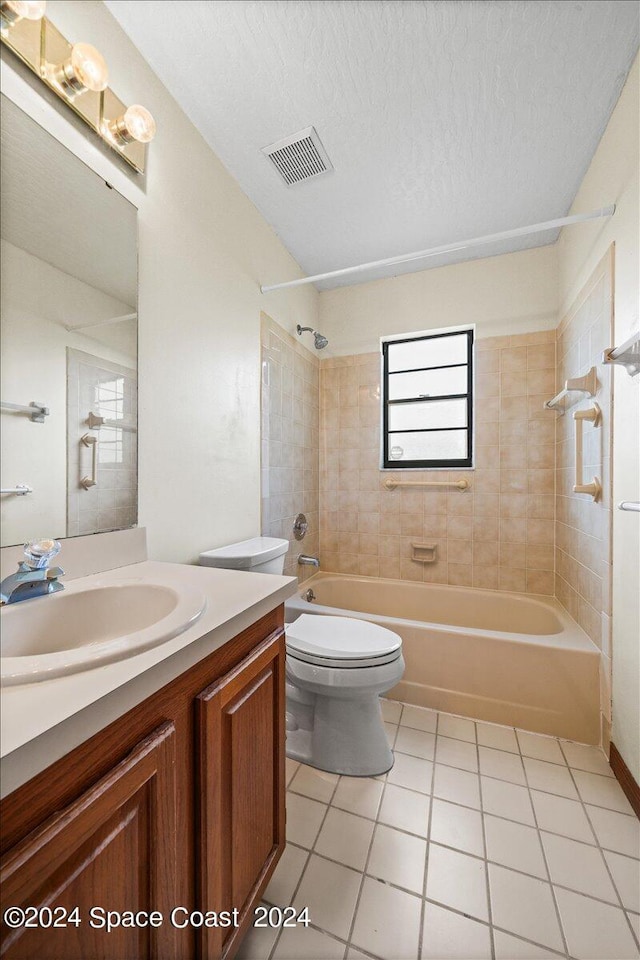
<box><xmin>298</xmin><ymin>554</ymin><xmax>320</xmax><ymax>568</ymax></box>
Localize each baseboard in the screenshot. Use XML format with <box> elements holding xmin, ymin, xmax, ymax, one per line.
<box><xmin>610</xmin><ymin>742</ymin><xmax>640</xmax><ymax>819</ymax></box>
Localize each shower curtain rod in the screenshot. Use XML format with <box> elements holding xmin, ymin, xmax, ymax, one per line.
<box><xmin>260</xmin><ymin>205</ymin><xmax>615</xmax><ymax>293</ymax></box>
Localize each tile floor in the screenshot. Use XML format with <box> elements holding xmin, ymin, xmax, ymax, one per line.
<box><xmin>238</xmin><ymin>701</ymin><xmax>640</xmax><ymax>960</ymax></box>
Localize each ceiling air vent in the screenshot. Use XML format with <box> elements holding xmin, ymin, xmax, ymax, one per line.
<box><xmin>262</xmin><ymin>126</ymin><xmax>333</xmax><ymax>187</ymax></box>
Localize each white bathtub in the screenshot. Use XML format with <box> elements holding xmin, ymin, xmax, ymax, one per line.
<box><xmin>286</xmin><ymin>573</ymin><xmax>600</xmax><ymax>743</ymax></box>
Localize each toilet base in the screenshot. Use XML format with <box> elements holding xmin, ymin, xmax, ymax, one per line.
<box><xmin>285</xmin><ymin>691</ymin><xmax>395</xmax><ymax>777</ymax></box>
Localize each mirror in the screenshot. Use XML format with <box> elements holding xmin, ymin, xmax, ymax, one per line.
<box><xmin>1</xmin><ymin>96</ymin><xmax>138</xmax><ymax>547</ymax></box>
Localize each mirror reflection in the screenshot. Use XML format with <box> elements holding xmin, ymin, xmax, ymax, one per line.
<box><xmin>1</xmin><ymin>96</ymin><xmax>138</xmax><ymax>547</ymax></box>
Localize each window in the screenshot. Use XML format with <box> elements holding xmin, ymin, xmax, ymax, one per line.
<box><xmin>382</xmin><ymin>328</ymin><xmax>474</xmax><ymax>469</ymax></box>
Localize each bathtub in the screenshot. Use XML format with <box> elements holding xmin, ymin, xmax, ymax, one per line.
<box><xmin>285</xmin><ymin>573</ymin><xmax>600</xmax><ymax>744</ymax></box>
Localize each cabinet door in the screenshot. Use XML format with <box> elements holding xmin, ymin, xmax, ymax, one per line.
<box><xmin>1</xmin><ymin>722</ymin><xmax>178</xmax><ymax>960</ymax></box>
<box><xmin>197</xmin><ymin>632</ymin><xmax>285</xmax><ymax>960</ymax></box>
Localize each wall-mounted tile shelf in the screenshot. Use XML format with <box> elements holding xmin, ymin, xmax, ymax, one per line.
<box><xmin>544</xmin><ymin>367</ymin><xmax>597</xmax><ymax>414</ymax></box>
<box><xmin>411</xmin><ymin>542</ymin><xmax>438</xmax><ymax>563</ymax></box>
<box><xmin>602</xmin><ymin>329</ymin><xmax>640</xmax><ymax>377</ymax></box>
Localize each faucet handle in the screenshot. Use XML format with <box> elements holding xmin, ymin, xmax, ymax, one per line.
<box><xmin>23</xmin><ymin>539</ymin><xmax>61</xmax><ymax>570</ymax></box>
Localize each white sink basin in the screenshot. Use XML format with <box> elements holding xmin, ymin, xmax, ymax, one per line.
<box><xmin>1</xmin><ymin>579</ymin><xmax>206</xmax><ymax>686</ymax></box>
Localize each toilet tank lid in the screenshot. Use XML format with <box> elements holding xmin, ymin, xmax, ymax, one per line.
<box><xmin>199</xmin><ymin>537</ymin><xmax>289</xmax><ymax>569</ymax></box>
<box><xmin>286</xmin><ymin>614</ymin><xmax>402</xmax><ymax>660</ymax></box>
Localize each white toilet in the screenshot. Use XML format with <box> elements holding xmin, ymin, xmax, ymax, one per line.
<box><xmin>199</xmin><ymin>537</ymin><xmax>405</xmax><ymax>776</ymax></box>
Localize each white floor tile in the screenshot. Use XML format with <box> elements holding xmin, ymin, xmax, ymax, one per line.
<box><xmin>531</xmin><ymin>790</ymin><xmax>595</xmax><ymax>844</ymax></box>
<box><xmin>573</xmin><ymin>770</ymin><xmax>634</xmax><ymax>814</ymax></box>
<box><xmin>285</xmin><ymin>758</ymin><xmax>300</xmax><ymax>786</ymax></box>
<box><xmin>433</xmin><ymin>764</ymin><xmax>481</xmax><ymax>809</ymax></box>
<box><xmin>479</xmin><ymin>746</ymin><xmax>526</xmax><ymax>785</ymax></box>
<box><xmin>272</xmin><ymin>925</ymin><xmax>345</xmax><ymax>960</ymax></box>
<box><xmin>290</xmin><ymin>764</ymin><xmax>339</xmax><ymax>803</ymax></box>
<box><xmin>484</xmin><ymin>814</ymin><xmax>546</xmax><ymax>879</ymax></box>
<box><xmin>395</xmin><ymin>725</ymin><xmax>436</xmax><ymax>760</ymax></box>
<box><xmin>426</xmin><ymin>843</ymin><xmax>489</xmax><ymax>922</ymax></box>
<box><xmin>554</xmin><ymin>886</ymin><xmax>640</xmax><ymax>959</ymax></box>
<box><xmin>346</xmin><ymin>950</ymin><xmax>371</xmax><ymax>960</ymax></box>
<box><xmin>383</xmin><ymin>720</ymin><xmax>398</xmax><ymax>747</ymax></box>
<box><xmin>437</xmin><ymin>714</ymin><xmax>477</xmax><ymax>743</ymax></box>
<box><xmin>541</xmin><ymin>832</ymin><xmax>617</xmax><ymax>902</ymax></box>
<box><xmin>604</xmin><ymin>850</ymin><xmax>640</xmax><ymax>912</ymax></box>
<box><xmin>315</xmin><ymin>808</ymin><xmax>375</xmax><ymax>871</ymax></box>
<box><xmin>286</xmin><ymin>793</ymin><xmax>327</xmax><ymax>848</ymax></box>
<box><xmin>523</xmin><ymin>757</ymin><xmax>579</xmax><ymax>799</ymax></box>
<box><xmin>378</xmin><ymin>783</ymin><xmax>431</xmax><ymax>837</ymax></box>
<box><xmin>430</xmin><ymin>798</ymin><xmax>484</xmax><ymax>857</ymax></box>
<box><xmin>236</xmin><ymin>916</ymin><xmax>279</xmax><ymax>960</ymax></box>
<box><xmin>587</xmin><ymin>804</ymin><xmax>640</xmax><ymax>857</ymax></box>
<box><xmin>476</xmin><ymin>722</ymin><xmax>519</xmax><ymax>754</ymax></box>
<box><xmin>352</xmin><ymin>876</ymin><xmax>422</xmax><ymax>959</ymax></box>
<box><xmin>293</xmin><ymin>854</ymin><xmax>361</xmax><ymax>940</ymax></box>
<box><xmin>481</xmin><ymin>776</ymin><xmax>535</xmax><ymax>825</ymax></box>
<box><xmin>493</xmin><ymin>930</ymin><xmax>565</xmax><ymax>959</ymax></box>
<box><xmin>264</xmin><ymin>844</ymin><xmax>308</xmax><ymax>907</ymax></box>
<box><xmin>435</xmin><ymin>735</ymin><xmax>478</xmax><ymax>772</ymax></box>
<box><xmin>421</xmin><ymin>901</ymin><xmax>492</xmax><ymax>959</ymax></box>
<box><xmin>627</xmin><ymin>910</ymin><xmax>640</xmax><ymax>940</ymax></box>
<box><xmin>367</xmin><ymin>823</ymin><xmax>426</xmax><ymax>893</ymax></box>
<box><xmin>380</xmin><ymin>698</ymin><xmax>402</xmax><ymax>723</ymax></box>
<box><xmin>517</xmin><ymin>731</ymin><xmax>566</xmax><ymax>765</ymax></box>
<box><xmin>400</xmin><ymin>704</ymin><xmax>438</xmax><ymax>733</ymax></box>
<box><xmin>488</xmin><ymin>864</ymin><xmax>564</xmax><ymax>952</ymax></box>
<box><xmin>560</xmin><ymin>741</ymin><xmax>614</xmax><ymax>777</ymax></box>
<box><xmin>387</xmin><ymin>752</ymin><xmax>433</xmax><ymax>794</ymax></box>
<box><xmin>332</xmin><ymin>775</ymin><xmax>384</xmax><ymax>820</ymax></box>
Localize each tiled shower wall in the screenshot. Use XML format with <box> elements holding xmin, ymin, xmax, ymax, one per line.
<box><xmin>260</xmin><ymin>314</ymin><xmax>319</xmax><ymax>580</ymax></box>
<box><xmin>319</xmin><ymin>331</ymin><xmax>557</xmax><ymax>594</ymax></box>
<box><xmin>554</xmin><ymin>251</ymin><xmax>614</xmax><ymax>747</ymax></box>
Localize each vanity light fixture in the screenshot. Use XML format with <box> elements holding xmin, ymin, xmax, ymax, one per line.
<box><xmin>49</xmin><ymin>41</ymin><xmax>108</xmax><ymax>96</ymax></box>
<box><xmin>0</xmin><ymin>0</ymin><xmax>46</xmax><ymax>29</ymax></box>
<box><xmin>1</xmin><ymin>7</ymin><xmax>155</xmax><ymax>173</ymax></box>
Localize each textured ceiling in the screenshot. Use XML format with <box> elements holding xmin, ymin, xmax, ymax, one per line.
<box><xmin>106</xmin><ymin>0</ymin><xmax>638</xmax><ymax>289</ymax></box>
<box><xmin>1</xmin><ymin>96</ymin><xmax>137</xmax><ymax>308</ymax></box>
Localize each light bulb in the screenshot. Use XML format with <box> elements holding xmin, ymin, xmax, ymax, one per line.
<box><xmin>109</xmin><ymin>104</ymin><xmax>157</xmax><ymax>145</ymax></box>
<box><xmin>70</xmin><ymin>42</ymin><xmax>108</xmax><ymax>92</ymax></box>
<box><xmin>53</xmin><ymin>41</ymin><xmax>108</xmax><ymax>95</ymax></box>
<box><xmin>0</xmin><ymin>0</ymin><xmax>46</xmax><ymax>24</ymax></box>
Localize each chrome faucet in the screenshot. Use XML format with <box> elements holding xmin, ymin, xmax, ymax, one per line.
<box><xmin>298</xmin><ymin>554</ymin><xmax>320</xmax><ymax>568</ymax></box>
<box><xmin>0</xmin><ymin>539</ymin><xmax>65</xmax><ymax>605</ymax></box>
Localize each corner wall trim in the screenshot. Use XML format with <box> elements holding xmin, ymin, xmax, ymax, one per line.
<box><xmin>610</xmin><ymin>742</ymin><xmax>640</xmax><ymax>819</ymax></box>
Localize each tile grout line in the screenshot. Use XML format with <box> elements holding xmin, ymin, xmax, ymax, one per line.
<box><xmin>417</xmin><ymin>707</ymin><xmax>439</xmax><ymax>960</ymax></box>
<box><xmin>516</xmin><ymin>728</ymin><xmax>572</xmax><ymax>958</ymax></box>
<box><xmin>342</xmin><ymin>702</ymin><xmax>402</xmax><ymax>959</ymax></box>
<box><xmin>562</xmin><ymin>754</ymin><xmax>640</xmax><ymax>951</ymax></box>
<box><xmin>475</xmin><ymin>719</ymin><xmax>497</xmax><ymax>960</ymax></box>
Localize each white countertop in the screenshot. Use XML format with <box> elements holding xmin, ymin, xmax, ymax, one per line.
<box><xmin>0</xmin><ymin>560</ymin><xmax>297</xmax><ymax>796</ymax></box>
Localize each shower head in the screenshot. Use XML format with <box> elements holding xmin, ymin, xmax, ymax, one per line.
<box><xmin>296</xmin><ymin>324</ymin><xmax>329</xmax><ymax>350</ymax></box>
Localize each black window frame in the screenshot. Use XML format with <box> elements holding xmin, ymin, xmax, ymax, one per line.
<box><xmin>381</xmin><ymin>328</ymin><xmax>474</xmax><ymax>469</ymax></box>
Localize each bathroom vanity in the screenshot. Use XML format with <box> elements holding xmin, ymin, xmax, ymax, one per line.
<box><xmin>0</xmin><ymin>558</ymin><xmax>297</xmax><ymax>960</ymax></box>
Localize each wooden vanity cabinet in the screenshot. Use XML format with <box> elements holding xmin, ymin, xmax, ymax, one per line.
<box><xmin>0</xmin><ymin>607</ymin><xmax>286</xmax><ymax>960</ymax></box>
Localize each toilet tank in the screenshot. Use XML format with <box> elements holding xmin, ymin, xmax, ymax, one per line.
<box><xmin>199</xmin><ymin>537</ymin><xmax>289</xmax><ymax>575</ymax></box>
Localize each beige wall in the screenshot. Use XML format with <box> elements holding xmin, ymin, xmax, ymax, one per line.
<box><xmin>260</xmin><ymin>315</ymin><xmax>319</xmax><ymax>580</ymax></box>
<box><xmin>320</xmin><ymin>330</ymin><xmax>556</xmax><ymax>593</ymax></box>
<box><xmin>557</xmin><ymin>56</ymin><xmax>639</xmax><ymax>779</ymax></box>
<box><xmin>1</xmin><ymin>0</ymin><xmax>318</xmax><ymax>563</ymax></box>
<box><xmin>319</xmin><ymin>245</ymin><xmax>558</xmax><ymax>356</ymax></box>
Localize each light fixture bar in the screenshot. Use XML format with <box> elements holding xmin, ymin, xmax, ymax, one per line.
<box><xmin>260</xmin><ymin>205</ymin><xmax>616</xmax><ymax>293</ymax></box>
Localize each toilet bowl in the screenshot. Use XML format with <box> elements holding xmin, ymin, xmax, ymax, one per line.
<box><xmin>198</xmin><ymin>538</ymin><xmax>405</xmax><ymax>776</ymax></box>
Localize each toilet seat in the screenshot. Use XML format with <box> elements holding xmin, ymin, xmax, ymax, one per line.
<box><xmin>286</xmin><ymin>614</ymin><xmax>402</xmax><ymax>668</ymax></box>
